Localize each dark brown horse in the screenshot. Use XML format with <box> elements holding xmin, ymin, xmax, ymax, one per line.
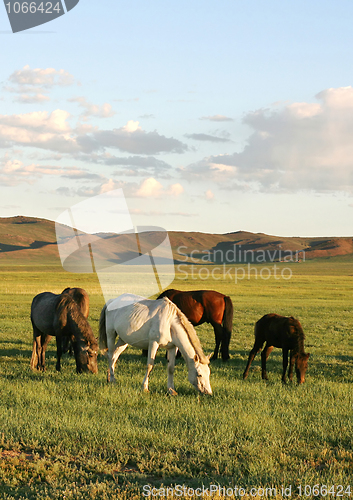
<box><xmin>243</xmin><ymin>313</ymin><xmax>310</xmax><ymax>384</ymax></box>
<box><xmin>30</xmin><ymin>292</ymin><xmax>98</xmax><ymax>374</ymax></box>
<box><xmin>156</xmin><ymin>289</ymin><xmax>233</xmax><ymax>361</ymax></box>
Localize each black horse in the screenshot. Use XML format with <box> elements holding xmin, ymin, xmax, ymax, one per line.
<box><xmin>30</xmin><ymin>292</ymin><xmax>98</xmax><ymax>374</ymax></box>
<box><xmin>243</xmin><ymin>313</ymin><xmax>310</xmax><ymax>384</ymax></box>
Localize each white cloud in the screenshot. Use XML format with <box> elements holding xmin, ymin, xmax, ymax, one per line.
<box><xmin>99</xmin><ymin>178</ymin><xmax>117</xmax><ymax>193</ymax></box>
<box><xmin>136</xmin><ymin>177</ymin><xmax>163</xmax><ymax>197</ymax></box>
<box><xmin>69</xmin><ymin>97</ymin><xmax>115</xmax><ymax>119</ymax></box>
<box><xmin>0</xmin><ymin>155</ymin><xmax>102</xmax><ymax>186</ymax></box>
<box><xmin>0</xmin><ymin>112</ymin><xmax>186</xmax><ymax>156</ymax></box>
<box><xmin>122</xmin><ymin>120</ymin><xmax>141</xmax><ymax>133</ymax></box>
<box><xmin>16</xmin><ymin>94</ymin><xmax>50</xmax><ymax>104</ymax></box>
<box><xmin>0</xmin><ymin>110</ymin><xmax>76</xmax><ymax>153</ymax></box>
<box><xmin>5</xmin><ymin>66</ymin><xmax>75</xmax><ymax>104</ymax></box>
<box><xmin>168</xmin><ymin>182</ymin><xmax>184</xmax><ymax>196</ymax></box>
<box><xmin>205</xmin><ymin>189</ymin><xmax>214</xmax><ymax>200</ymax></box>
<box><xmin>56</xmin><ymin>177</ymin><xmax>185</xmax><ymax>200</ymax></box>
<box><xmin>8</xmin><ymin>65</ymin><xmax>74</xmax><ymax>87</ymax></box>
<box><xmin>0</xmin><ymin>109</ymin><xmax>70</xmax><ymax>132</ymax></box>
<box><xmin>135</xmin><ymin>178</ymin><xmax>184</xmax><ymax>198</ymax></box>
<box><xmin>200</xmin><ymin>115</ymin><xmax>233</xmax><ymax>122</ymax></box>
<box><xmin>83</xmin><ymin>121</ymin><xmax>188</xmax><ymax>155</ymax></box>
<box><xmin>184</xmin><ymin>87</ymin><xmax>353</xmax><ymax>193</ymax></box>
<box><xmin>185</xmin><ymin>133</ymin><xmax>230</xmax><ymax>143</ymax></box>
<box><xmin>168</xmin><ymin>183</ymin><xmax>184</xmax><ymax>196</ymax></box>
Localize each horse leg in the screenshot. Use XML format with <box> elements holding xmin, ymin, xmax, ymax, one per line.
<box><xmin>221</xmin><ymin>325</ymin><xmax>231</xmax><ymax>361</ymax></box>
<box><xmin>30</xmin><ymin>336</ymin><xmax>41</xmax><ymax>371</ymax></box>
<box><xmin>55</xmin><ymin>336</ymin><xmax>63</xmax><ymax>372</ymax></box>
<box><xmin>142</xmin><ymin>340</ymin><xmax>159</xmax><ymax>392</ymax></box>
<box><xmin>210</xmin><ymin>323</ymin><xmax>223</xmax><ymax>361</ymax></box>
<box><xmin>30</xmin><ymin>321</ymin><xmax>43</xmax><ymax>371</ymax></box>
<box><xmin>261</xmin><ymin>343</ymin><xmax>274</xmax><ymax>380</ymax></box>
<box><xmin>107</xmin><ymin>338</ymin><xmax>128</xmax><ymax>383</ymax></box>
<box><xmin>167</xmin><ymin>347</ymin><xmax>178</xmax><ymax>396</ymax></box>
<box><xmin>287</xmin><ymin>350</ymin><xmax>295</xmax><ymax>383</ymax></box>
<box><xmin>39</xmin><ymin>334</ymin><xmax>52</xmax><ymax>371</ymax></box>
<box><xmin>281</xmin><ymin>348</ymin><xmax>289</xmax><ymax>383</ymax></box>
<box><xmin>70</xmin><ymin>341</ymin><xmax>82</xmax><ymax>374</ymax></box>
<box><xmin>243</xmin><ymin>340</ymin><xmax>263</xmax><ymax>379</ymax></box>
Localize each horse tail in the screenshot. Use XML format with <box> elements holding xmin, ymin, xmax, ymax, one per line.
<box><xmin>254</xmin><ymin>317</ymin><xmax>261</xmax><ymax>339</ymax></box>
<box><xmin>222</xmin><ymin>295</ymin><xmax>233</xmax><ymax>350</ymax></box>
<box><xmin>29</xmin><ymin>312</ymin><xmax>39</xmax><ymax>370</ymax></box>
<box><xmin>98</xmin><ymin>303</ymin><xmax>108</xmax><ymax>352</ymax></box>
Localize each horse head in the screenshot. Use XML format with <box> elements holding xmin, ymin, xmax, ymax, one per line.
<box><xmin>188</xmin><ymin>354</ymin><xmax>212</xmax><ymax>395</ymax></box>
<box><xmin>75</xmin><ymin>342</ymin><xmax>99</xmax><ymax>374</ymax></box>
<box><xmin>295</xmin><ymin>352</ymin><xmax>310</xmax><ymax>384</ymax></box>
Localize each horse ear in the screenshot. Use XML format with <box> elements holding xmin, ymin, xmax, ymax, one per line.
<box><xmin>306</xmin><ymin>353</ymin><xmax>310</xmax><ymax>358</ymax></box>
<box><xmin>194</xmin><ymin>354</ymin><xmax>200</xmax><ymax>363</ymax></box>
<box><xmin>207</xmin><ymin>353</ymin><xmax>213</xmax><ymax>360</ymax></box>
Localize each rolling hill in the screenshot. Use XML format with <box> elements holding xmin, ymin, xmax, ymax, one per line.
<box><xmin>0</xmin><ymin>215</ymin><xmax>352</xmax><ymax>266</ymax></box>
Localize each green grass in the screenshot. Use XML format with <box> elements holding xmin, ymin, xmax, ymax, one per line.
<box><xmin>0</xmin><ymin>261</ymin><xmax>353</xmax><ymax>498</ymax></box>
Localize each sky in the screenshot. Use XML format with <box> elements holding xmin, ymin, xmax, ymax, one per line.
<box><xmin>1</xmin><ymin>0</ymin><xmax>353</xmax><ymax>236</ymax></box>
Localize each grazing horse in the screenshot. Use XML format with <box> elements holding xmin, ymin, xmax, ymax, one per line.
<box><xmin>61</xmin><ymin>287</ymin><xmax>90</xmax><ymax>355</ymax></box>
<box><xmin>243</xmin><ymin>313</ymin><xmax>310</xmax><ymax>384</ymax></box>
<box><xmin>99</xmin><ymin>293</ymin><xmax>212</xmax><ymax>395</ymax></box>
<box><xmin>155</xmin><ymin>289</ymin><xmax>233</xmax><ymax>361</ymax></box>
<box><xmin>30</xmin><ymin>292</ymin><xmax>98</xmax><ymax>374</ymax></box>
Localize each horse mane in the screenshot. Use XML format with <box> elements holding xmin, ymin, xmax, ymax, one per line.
<box><xmin>56</xmin><ymin>295</ymin><xmax>97</xmax><ymax>349</ymax></box>
<box><xmin>166</xmin><ymin>299</ymin><xmax>209</xmax><ymax>365</ymax></box>
<box><xmin>288</xmin><ymin>316</ymin><xmax>306</xmax><ymax>354</ymax></box>
<box><xmin>62</xmin><ymin>287</ymin><xmax>89</xmax><ymax>318</ymax></box>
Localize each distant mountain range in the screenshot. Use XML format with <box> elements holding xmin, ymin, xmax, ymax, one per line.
<box><xmin>0</xmin><ymin>215</ymin><xmax>352</xmax><ymax>266</ymax></box>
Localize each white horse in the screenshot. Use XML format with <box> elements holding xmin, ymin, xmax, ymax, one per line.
<box><xmin>99</xmin><ymin>293</ymin><xmax>212</xmax><ymax>395</ymax></box>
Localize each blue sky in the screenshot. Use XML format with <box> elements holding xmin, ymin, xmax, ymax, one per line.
<box><xmin>1</xmin><ymin>0</ymin><xmax>353</xmax><ymax>236</ymax></box>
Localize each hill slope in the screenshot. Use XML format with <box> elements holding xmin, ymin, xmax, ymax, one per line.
<box><xmin>0</xmin><ymin>215</ymin><xmax>352</xmax><ymax>266</ymax></box>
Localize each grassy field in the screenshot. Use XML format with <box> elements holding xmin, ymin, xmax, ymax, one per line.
<box><xmin>0</xmin><ymin>259</ymin><xmax>353</xmax><ymax>499</ymax></box>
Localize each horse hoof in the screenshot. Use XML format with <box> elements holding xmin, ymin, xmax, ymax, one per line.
<box><xmin>168</xmin><ymin>389</ymin><xmax>178</xmax><ymax>396</ymax></box>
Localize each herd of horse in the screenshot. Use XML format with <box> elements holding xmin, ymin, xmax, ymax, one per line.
<box><xmin>30</xmin><ymin>287</ymin><xmax>310</xmax><ymax>395</ymax></box>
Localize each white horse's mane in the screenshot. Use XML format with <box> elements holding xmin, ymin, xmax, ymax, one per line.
<box><xmin>163</xmin><ymin>298</ymin><xmax>210</xmax><ymax>365</ymax></box>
